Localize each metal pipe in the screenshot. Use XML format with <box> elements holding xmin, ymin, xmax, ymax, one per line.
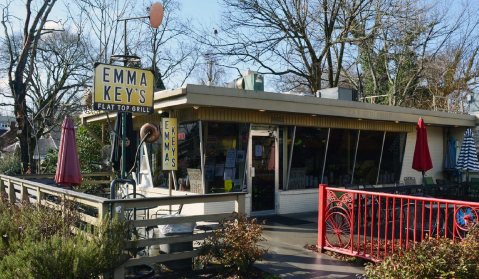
<box><xmin>376</xmin><ymin>131</ymin><xmax>386</xmax><ymax>185</ymax></box>
<box><xmin>321</xmin><ymin>128</ymin><xmax>330</xmax><ymax>185</ymax></box>
<box><xmin>199</xmin><ymin>120</ymin><xmax>205</xmax><ymax>194</ymax></box>
<box><xmin>285</xmin><ymin>126</ymin><xmax>296</xmax><ymax>190</ymax></box>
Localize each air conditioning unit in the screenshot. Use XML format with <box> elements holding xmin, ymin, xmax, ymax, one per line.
<box><xmin>316</xmin><ymin>87</ymin><xmax>358</xmax><ymax>101</ymax></box>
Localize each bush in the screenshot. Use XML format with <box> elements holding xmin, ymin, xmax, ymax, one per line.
<box><xmin>0</xmin><ymin>155</ymin><xmax>22</xmax><ymax>175</ymax></box>
<box><xmin>363</xmin><ymin>225</ymin><xmax>479</xmax><ymax>279</ymax></box>
<box><xmin>0</xmin><ymin>197</ymin><xmax>132</xmax><ymax>278</ymax></box>
<box><xmin>196</xmin><ymin>213</ymin><xmax>268</xmax><ymax>277</ymax></box>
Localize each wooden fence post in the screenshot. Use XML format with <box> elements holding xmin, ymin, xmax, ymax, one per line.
<box><xmin>318</xmin><ymin>184</ymin><xmax>327</xmax><ymax>252</ymax></box>
<box><xmin>8</xmin><ymin>179</ymin><xmax>15</xmax><ymax>203</ymax></box>
<box><xmin>21</xmin><ymin>182</ymin><xmax>28</xmax><ymax>202</ymax></box>
<box><xmin>36</xmin><ymin>187</ymin><xmax>44</xmax><ymax>207</ymax></box>
<box><xmin>0</xmin><ymin>178</ymin><xmax>4</xmax><ymax>194</ymax></box>
<box><xmin>112</xmin><ymin>201</ymin><xmax>126</xmax><ymax>279</ymax></box>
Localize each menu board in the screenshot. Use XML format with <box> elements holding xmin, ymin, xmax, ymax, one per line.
<box><xmin>288</xmin><ymin>168</ymin><xmax>307</xmax><ymax>190</ymax></box>
<box><xmin>187</xmin><ymin>168</ymin><xmax>203</xmax><ymax>194</ymax></box>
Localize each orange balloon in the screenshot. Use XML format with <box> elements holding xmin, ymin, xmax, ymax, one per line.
<box><xmin>149</xmin><ymin>2</ymin><xmax>164</xmax><ymax>28</ymax></box>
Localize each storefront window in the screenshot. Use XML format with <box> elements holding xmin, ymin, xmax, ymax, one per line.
<box><xmin>176</xmin><ymin>122</ymin><xmax>201</xmax><ymax>191</ymax></box>
<box><xmin>203</xmin><ymin>122</ymin><xmax>249</xmax><ymax>193</ymax></box>
<box><xmin>353</xmin><ymin>130</ymin><xmax>384</xmax><ymax>185</ymax></box>
<box><xmin>288</xmin><ymin>127</ymin><xmax>328</xmax><ymax>189</ymax></box>
<box><xmin>323</xmin><ymin>129</ymin><xmax>358</xmax><ymax>186</ymax></box>
<box><xmin>378</xmin><ymin>132</ymin><xmax>407</xmax><ymax>184</ymax></box>
<box><xmin>146</xmin><ymin>138</ymin><xmax>168</xmax><ymax>187</ymax></box>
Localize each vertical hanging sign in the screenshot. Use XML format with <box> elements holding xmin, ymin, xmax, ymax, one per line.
<box><xmin>162</xmin><ymin>118</ymin><xmax>177</xmax><ymax>170</ymax></box>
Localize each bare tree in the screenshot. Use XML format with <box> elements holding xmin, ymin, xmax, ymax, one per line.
<box><xmin>137</xmin><ymin>0</ymin><xmax>199</xmax><ymax>89</ymax></box>
<box><xmin>196</xmin><ymin>0</ymin><xmax>387</xmax><ymax>93</ymax></box>
<box><xmin>1</xmin><ymin>0</ymin><xmax>59</xmax><ymax>172</ymax></box>
<box><xmin>193</xmin><ymin>51</ymin><xmax>229</xmax><ymax>86</ymax></box>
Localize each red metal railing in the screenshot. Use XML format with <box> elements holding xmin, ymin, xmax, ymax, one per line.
<box><xmin>317</xmin><ymin>184</ymin><xmax>479</xmax><ymax>262</ymax></box>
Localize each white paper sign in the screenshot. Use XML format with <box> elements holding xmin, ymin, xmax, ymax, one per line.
<box><xmin>224</xmin><ymin>168</ymin><xmax>235</xmax><ymax>180</ymax></box>
<box><xmin>255</xmin><ymin>145</ymin><xmax>263</xmax><ymax>157</ymax></box>
<box><xmin>225</xmin><ymin>149</ymin><xmax>237</xmax><ymax>168</ymax></box>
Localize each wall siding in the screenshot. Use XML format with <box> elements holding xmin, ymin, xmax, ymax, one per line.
<box><xmin>401</xmin><ymin>126</ymin><xmax>444</xmax><ymax>183</ymax></box>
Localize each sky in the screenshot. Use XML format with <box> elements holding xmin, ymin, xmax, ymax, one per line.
<box><xmin>0</xmin><ymin>0</ymin><xmax>225</xmax><ymax>116</ymax></box>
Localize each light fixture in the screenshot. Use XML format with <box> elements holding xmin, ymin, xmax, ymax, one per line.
<box><xmin>193</xmin><ymin>106</ymin><xmax>199</xmax><ymax>110</ymax></box>
<box><xmin>311</xmin><ymin>114</ymin><xmax>317</xmax><ymax>117</ymax></box>
<box><xmin>259</xmin><ymin>109</ymin><xmax>265</xmax><ymax>112</ymax></box>
<box><xmin>358</xmin><ymin>118</ymin><xmax>363</xmax><ymax>121</ymax></box>
<box><xmin>427</xmin><ymin>123</ymin><xmax>431</xmax><ymax>125</ymax></box>
<box><xmin>454</xmin><ymin>125</ymin><xmax>459</xmax><ymax>127</ymax></box>
<box><xmin>157</xmin><ymin>110</ymin><xmax>163</xmax><ymax>114</ymax></box>
<box><xmin>395</xmin><ymin>121</ymin><xmax>399</xmax><ymax>123</ymax></box>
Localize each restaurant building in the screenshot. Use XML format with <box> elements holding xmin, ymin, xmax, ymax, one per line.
<box><xmin>81</xmin><ymin>80</ymin><xmax>477</xmax><ymax>216</ymax></box>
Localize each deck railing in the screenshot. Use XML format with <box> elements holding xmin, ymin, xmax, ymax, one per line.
<box><xmin>317</xmin><ymin>184</ymin><xmax>479</xmax><ymax>262</ymax></box>
<box><xmin>0</xmin><ymin>174</ymin><xmax>246</xmax><ymax>278</ymax></box>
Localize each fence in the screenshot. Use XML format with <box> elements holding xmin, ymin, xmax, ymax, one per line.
<box><xmin>317</xmin><ymin>184</ymin><xmax>479</xmax><ymax>262</ymax></box>
<box><xmin>0</xmin><ymin>174</ymin><xmax>246</xmax><ymax>278</ymax></box>
<box><xmin>13</xmin><ymin>172</ymin><xmax>114</xmax><ymax>186</ymax></box>
<box><xmin>360</xmin><ymin>94</ymin><xmax>394</xmax><ymax>105</ymax></box>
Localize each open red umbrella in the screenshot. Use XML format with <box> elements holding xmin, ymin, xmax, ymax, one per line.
<box><xmin>412</xmin><ymin>117</ymin><xmax>433</xmax><ymax>185</ymax></box>
<box><xmin>55</xmin><ymin>117</ymin><xmax>82</xmax><ymax>187</ymax></box>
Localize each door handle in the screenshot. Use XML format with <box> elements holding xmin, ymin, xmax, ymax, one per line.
<box><xmin>250</xmin><ymin>167</ymin><xmax>255</xmax><ymax>177</ymax></box>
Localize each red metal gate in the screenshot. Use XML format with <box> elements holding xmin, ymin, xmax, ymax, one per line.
<box><xmin>317</xmin><ymin>184</ymin><xmax>479</xmax><ymax>261</ymax></box>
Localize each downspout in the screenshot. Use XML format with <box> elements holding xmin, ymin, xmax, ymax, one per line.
<box><xmin>82</xmin><ymin>117</ymin><xmax>105</xmax><ymax>148</ymax></box>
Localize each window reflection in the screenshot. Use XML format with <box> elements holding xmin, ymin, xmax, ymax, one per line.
<box><xmin>288</xmin><ymin>127</ymin><xmax>328</xmax><ymax>189</ymax></box>
<box><xmin>323</xmin><ymin>129</ymin><xmax>358</xmax><ymax>186</ymax></box>
<box><xmin>353</xmin><ymin>130</ymin><xmax>384</xmax><ymax>185</ymax></box>
<box><xmin>203</xmin><ymin>122</ymin><xmax>249</xmax><ymax>193</ymax></box>
<box><xmin>379</xmin><ymin>132</ymin><xmax>407</xmax><ymax>184</ymax></box>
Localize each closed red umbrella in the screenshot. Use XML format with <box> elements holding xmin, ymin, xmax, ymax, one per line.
<box><xmin>55</xmin><ymin>117</ymin><xmax>82</xmax><ymax>187</ymax></box>
<box><xmin>412</xmin><ymin>117</ymin><xmax>433</xmax><ymax>185</ymax></box>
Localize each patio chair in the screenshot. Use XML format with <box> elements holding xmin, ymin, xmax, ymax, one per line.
<box><xmin>402</xmin><ymin>198</ymin><xmax>439</xmax><ymax>240</ymax></box>
<box><xmin>469</xmin><ymin>178</ymin><xmax>479</xmax><ymax>198</ymax></box>
<box><xmin>424</xmin><ymin>177</ymin><xmax>434</xmax><ymax>185</ymax></box>
<box><xmin>404</xmin><ymin>177</ymin><xmax>416</xmax><ymax>186</ymax></box>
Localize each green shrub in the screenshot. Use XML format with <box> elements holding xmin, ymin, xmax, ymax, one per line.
<box><xmin>0</xmin><ymin>155</ymin><xmax>22</xmax><ymax>175</ymax></box>
<box><xmin>196</xmin><ymin>213</ymin><xmax>268</xmax><ymax>277</ymax></box>
<box><xmin>363</xmin><ymin>225</ymin><xmax>479</xmax><ymax>279</ymax></box>
<box><xmin>0</xmin><ymin>197</ymin><xmax>133</xmax><ymax>278</ymax></box>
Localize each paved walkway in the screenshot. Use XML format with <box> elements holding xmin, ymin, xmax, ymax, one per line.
<box><xmin>255</xmin><ymin>212</ymin><xmax>365</xmax><ymax>279</ymax></box>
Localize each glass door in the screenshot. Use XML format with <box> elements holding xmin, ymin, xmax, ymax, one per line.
<box><xmin>248</xmin><ymin>129</ymin><xmax>278</xmax><ymax>214</ymax></box>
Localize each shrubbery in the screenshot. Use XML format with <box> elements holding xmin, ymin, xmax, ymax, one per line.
<box><xmin>364</xmin><ymin>225</ymin><xmax>479</xmax><ymax>279</ymax></box>
<box><xmin>0</xmin><ymin>155</ymin><xmax>22</xmax><ymax>176</ymax></box>
<box><xmin>0</xmin><ymin>195</ymin><xmax>131</xmax><ymax>279</ymax></box>
<box><xmin>197</xmin><ymin>213</ymin><xmax>268</xmax><ymax>277</ymax></box>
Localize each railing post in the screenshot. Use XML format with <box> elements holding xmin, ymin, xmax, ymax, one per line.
<box><xmin>8</xmin><ymin>179</ymin><xmax>15</xmax><ymax>203</ymax></box>
<box><xmin>36</xmin><ymin>187</ymin><xmax>44</xmax><ymax>207</ymax></box>
<box><xmin>318</xmin><ymin>184</ymin><xmax>327</xmax><ymax>252</ymax></box>
<box><xmin>111</xmin><ymin>201</ymin><xmax>126</xmax><ymax>279</ymax></box>
<box><xmin>235</xmin><ymin>194</ymin><xmax>246</xmax><ymax>214</ymax></box>
<box><xmin>21</xmin><ymin>182</ymin><xmax>28</xmax><ymax>202</ymax></box>
<box><xmin>0</xmin><ymin>178</ymin><xmax>5</xmax><ymax>194</ymax></box>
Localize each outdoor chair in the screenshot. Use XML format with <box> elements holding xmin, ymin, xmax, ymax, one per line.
<box><xmin>469</xmin><ymin>178</ymin><xmax>479</xmax><ymax>198</ymax></box>
<box><xmin>424</xmin><ymin>177</ymin><xmax>434</xmax><ymax>185</ymax></box>
<box><xmin>402</xmin><ymin>197</ymin><xmax>439</xmax><ymax>240</ymax></box>
<box><xmin>122</xmin><ymin>193</ymin><xmax>149</xmax><ymax>220</ymax></box>
<box><xmin>404</xmin><ymin>177</ymin><xmax>416</xmax><ymax>186</ymax></box>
